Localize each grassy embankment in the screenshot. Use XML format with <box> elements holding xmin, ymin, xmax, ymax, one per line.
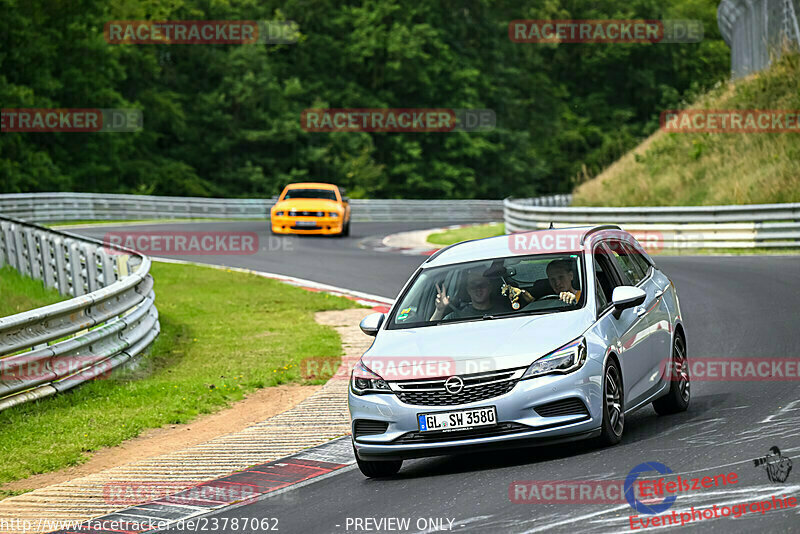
<box><xmin>573</xmin><ymin>53</ymin><xmax>800</xmax><ymax>206</ymax></box>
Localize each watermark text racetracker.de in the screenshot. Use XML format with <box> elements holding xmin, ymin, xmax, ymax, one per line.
<box><xmin>1</xmin><ymin>355</ymin><xmax>113</xmax><ymax>382</ymax></box>
<box><xmin>663</xmin><ymin>357</ymin><xmax>800</xmax><ymax>381</ymax></box>
<box><xmin>103</xmin><ymin>480</ymin><xmax>259</xmax><ymax>506</ymax></box>
<box><xmin>509</xmin><ymin>19</ymin><xmax>703</xmax><ymax>43</ymax></box>
<box><xmin>1</xmin><ymin>108</ymin><xmax>142</xmax><ymax>132</ymax></box>
<box><xmin>102</xmin><ymin>231</ymin><xmax>279</xmax><ymax>256</ymax></box>
<box><xmin>302</xmin><ymin>355</ymin><xmax>499</xmax><ymax>382</ymax></box>
<box><xmin>506</xmin><ymin>227</ymin><xmax>731</xmax><ymax>256</ymax></box>
<box><xmin>660</xmin><ymin>109</ymin><xmax>800</xmax><ymax>133</ymax></box>
<box><xmin>301</xmin><ymin>108</ymin><xmax>496</xmax><ymax>132</ymax></box>
<box><xmin>104</xmin><ymin>20</ymin><xmax>299</xmax><ymax>44</ymax></box>
<box><xmin>509</xmin><ymin>471</ymin><xmax>738</xmax><ymax>505</ymax></box>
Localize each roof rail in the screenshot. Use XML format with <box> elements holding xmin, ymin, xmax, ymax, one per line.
<box><xmin>424</xmin><ymin>243</ymin><xmax>455</xmax><ymax>263</ymax></box>
<box><xmin>580</xmin><ymin>224</ymin><xmax>621</xmax><ymax>245</ymax></box>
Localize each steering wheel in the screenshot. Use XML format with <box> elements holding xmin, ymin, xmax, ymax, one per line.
<box><xmin>537</xmin><ymin>294</ymin><xmax>561</xmax><ymax>301</ymax></box>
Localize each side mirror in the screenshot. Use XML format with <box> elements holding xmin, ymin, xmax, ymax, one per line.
<box><xmin>342</xmin><ymin>196</ymin><xmax>350</xmax><ymax>203</ymax></box>
<box><xmin>611</xmin><ymin>286</ymin><xmax>646</xmax><ymax>313</ymax></box>
<box><xmin>359</xmin><ymin>312</ymin><xmax>385</xmax><ymax>336</ymax></box>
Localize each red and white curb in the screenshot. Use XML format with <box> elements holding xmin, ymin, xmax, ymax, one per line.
<box><xmin>377</xmin><ymin>223</ymin><xmax>499</xmax><ymax>256</ymax></box>
<box><xmin>51</xmin><ymin>438</ymin><xmax>355</xmax><ymax>534</ymax></box>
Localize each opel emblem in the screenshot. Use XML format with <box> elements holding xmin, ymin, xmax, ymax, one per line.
<box><xmin>444</xmin><ymin>376</ymin><xmax>464</xmax><ymax>394</ymax></box>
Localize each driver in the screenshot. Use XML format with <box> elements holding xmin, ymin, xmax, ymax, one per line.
<box><xmin>544</xmin><ymin>259</ymin><xmax>581</xmax><ymax>304</ymax></box>
<box><xmin>430</xmin><ymin>269</ymin><xmax>506</xmax><ymax>321</ymax></box>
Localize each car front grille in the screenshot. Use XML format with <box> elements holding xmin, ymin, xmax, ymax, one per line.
<box><xmin>534</xmin><ymin>397</ymin><xmax>590</xmax><ymax>417</ymax></box>
<box><xmin>353</xmin><ymin>419</ymin><xmax>389</xmax><ymax>438</ymax></box>
<box><xmin>391</xmin><ymin>368</ymin><xmax>525</xmax><ymax>406</ymax></box>
<box><xmin>393</xmin><ymin>422</ymin><xmax>530</xmax><ymax>443</ymax></box>
<box><xmin>289</xmin><ymin>211</ymin><xmax>324</xmax><ymax>217</ymax></box>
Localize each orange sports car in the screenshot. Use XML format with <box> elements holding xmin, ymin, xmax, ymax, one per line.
<box><xmin>270</xmin><ymin>182</ymin><xmax>352</xmax><ymax>236</ymax></box>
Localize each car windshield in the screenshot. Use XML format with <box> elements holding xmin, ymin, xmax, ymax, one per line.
<box><xmin>389</xmin><ymin>253</ymin><xmax>585</xmax><ymax>329</ymax></box>
<box><xmin>283</xmin><ymin>189</ymin><xmax>337</xmax><ymax>201</ymax></box>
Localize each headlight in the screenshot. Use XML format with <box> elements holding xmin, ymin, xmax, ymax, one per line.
<box><xmin>329</xmin><ymin>212</ymin><xmax>340</xmax><ymax>218</ymax></box>
<box><xmin>316</xmin><ymin>211</ymin><xmax>324</xmax><ymax>217</ymax></box>
<box><xmin>522</xmin><ymin>337</ymin><xmax>587</xmax><ymax>379</ymax></box>
<box><xmin>351</xmin><ymin>360</ymin><xmax>391</xmax><ymax>395</ymax></box>
<box><xmin>275</xmin><ymin>211</ymin><xmax>284</xmax><ymax>216</ymax></box>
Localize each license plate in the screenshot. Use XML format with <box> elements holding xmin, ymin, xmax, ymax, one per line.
<box><xmin>294</xmin><ymin>220</ymin><xmax>317</xmax><ymax>227</ymax></box>
<box><xmin>418</xmin><ymin>406</ymin><xmax>497</xmax><ymax>432</ymax></box>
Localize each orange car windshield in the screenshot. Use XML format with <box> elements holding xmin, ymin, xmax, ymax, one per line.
<box><xmin>283</xmin><ymin>189</ymin><xmax>337</xmax><ymax>201</ymax></box>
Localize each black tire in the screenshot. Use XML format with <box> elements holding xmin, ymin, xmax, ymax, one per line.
<box><xmin>597</xmin><ymin>358</ymin><xmax>624</xmax><ymax>446</ymax></box>
<box><xmin>353</xmin><ymin>443</ymin><xmax>402</xmax><ymax>478</ymax></box>
<box><xmin>341</xmin><ymin>219</ymin><xmax>350</xmax><ymax>237</ymax></box>
<box><xmin>653</xmin><ymin>335</ymin><xmax>690</xmax><ymax>415</ymax></box>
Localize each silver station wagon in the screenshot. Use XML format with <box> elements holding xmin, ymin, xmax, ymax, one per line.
<box><xmin>349</xmin><ymin>225</ymin><xmax>689</xmax><ymax>477</ymax></box>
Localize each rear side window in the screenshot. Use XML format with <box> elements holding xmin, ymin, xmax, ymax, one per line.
<box><xmin>607</xmin><ymin>240</ymin><xmax>645</xmax><ymax>285</ymax></box>
<box><xmin>624</xmin><ymin>242</ymin><xmax>652</xmax><ymax>277</ymax></box>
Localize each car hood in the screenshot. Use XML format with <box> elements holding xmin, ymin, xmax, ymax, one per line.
<box><xmin>273</xmin><ymin>198</ymin><xmax>341</xmax><ymax>211</ymax></box>
<box><xmin>362</xmin><ymin>308</ymin><xmax>594</xmax><ymax>379</ymax></box>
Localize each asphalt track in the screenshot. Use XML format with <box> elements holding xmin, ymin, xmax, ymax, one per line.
<box><xmin>74</xmin><ymin>221</ymin><xmax>800</xmax><ymax>534</ymax></box>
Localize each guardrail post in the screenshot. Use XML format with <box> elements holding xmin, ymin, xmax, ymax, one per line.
<box><xmin>13</xmin><ymin>228</ymin><xmax>27</xmax><ymax>275</ymax></box>
<box><xmin>53</xmin><ymin>237</ymin><xmax>70</xmax><ymax>294</ymax></box>
<box><xmin>85</xmin><ymin>244</ymin><xmax>101</xmax><ymax>293</ymax></box>
<box><xmin>40</xmin><ymin>232</ymin><xmax>57</xmax><ymax>290</ymax></box>
<box><xmin>67</xmin><ymin>241</ymin><xmax>85</xmax><ymax>296</ymax></box>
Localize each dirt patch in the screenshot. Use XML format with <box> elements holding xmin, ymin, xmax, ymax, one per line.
<box><xmin>1</xmin><ymin>384</ymin><xmax>320</xmax><ymax>494</ymax></box>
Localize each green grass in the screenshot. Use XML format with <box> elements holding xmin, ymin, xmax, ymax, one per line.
<box><xmin>573</xmin><ymin>52</ymin><xmax>800</xmax><ymax>206</ymax></box>
<box><xmin>0</xmin><ymin>261</ymin><xmax>359</xmax><ymax>486</ymax></box>
<box><xmin>0</xmin><ymin>266</ymin><xmax>67</xmax><ymax>317</ymax></box>
<box><xmin>427</xmin><ymin>223</ymin><xmax>505</xmax><ymax>246</ymax></box>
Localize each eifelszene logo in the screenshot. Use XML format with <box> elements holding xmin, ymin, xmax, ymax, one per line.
<box><xmin>754</xmin><ymin>446</ymin><xmax>793</xmax><ymax>483</ymax></box>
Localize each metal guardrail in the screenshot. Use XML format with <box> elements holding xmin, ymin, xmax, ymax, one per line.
<box><xmin>0</xmin><ymin>192</ymin><xmax>569</xmax><ymax>224</ymax></box>
<box><xmin>0</xmin><ymin>215</ymin><xmax>160</xmax><ymax>411</ymax></box>
<box><xmin>719</xmin><ymin>0</ymin><xmax>800</xmax><ymax>79</ymax></box>
<box><xmin>504</xmin><ymin>199</ymin><xmax>800</xmax><ymax>249</ymax></box>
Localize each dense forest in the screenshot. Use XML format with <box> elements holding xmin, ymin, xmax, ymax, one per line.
<box><xmin>0</xmin><ymin>0</ymin><xmax>729</xmax><ymax>199</ymax></box>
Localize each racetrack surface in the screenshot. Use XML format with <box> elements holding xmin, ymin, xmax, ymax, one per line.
<box><xmin>75</xmin><ymin>221</ymin><xmax>435</xmax><ymax>299</ymax></box>
<box><xmin>74</xmin><ymin>221</ymin><xmax>800</xmax><ymax>533</ymax></box>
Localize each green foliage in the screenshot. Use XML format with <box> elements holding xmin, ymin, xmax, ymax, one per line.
<box><xmin>0</xmin><ymin>0</ymin><xmax>728</xmax><ymax>198</ymax></box>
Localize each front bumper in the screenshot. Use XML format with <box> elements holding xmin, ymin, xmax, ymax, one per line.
<box><xmin>348</xmin><ymin>363</ymin><xmax>604</xmax><ymax>461</ymax></box>
<box><xmin>270</xmin><ymin>216</ymin><xmax>343</xmax><ymax>235</ymax></box>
